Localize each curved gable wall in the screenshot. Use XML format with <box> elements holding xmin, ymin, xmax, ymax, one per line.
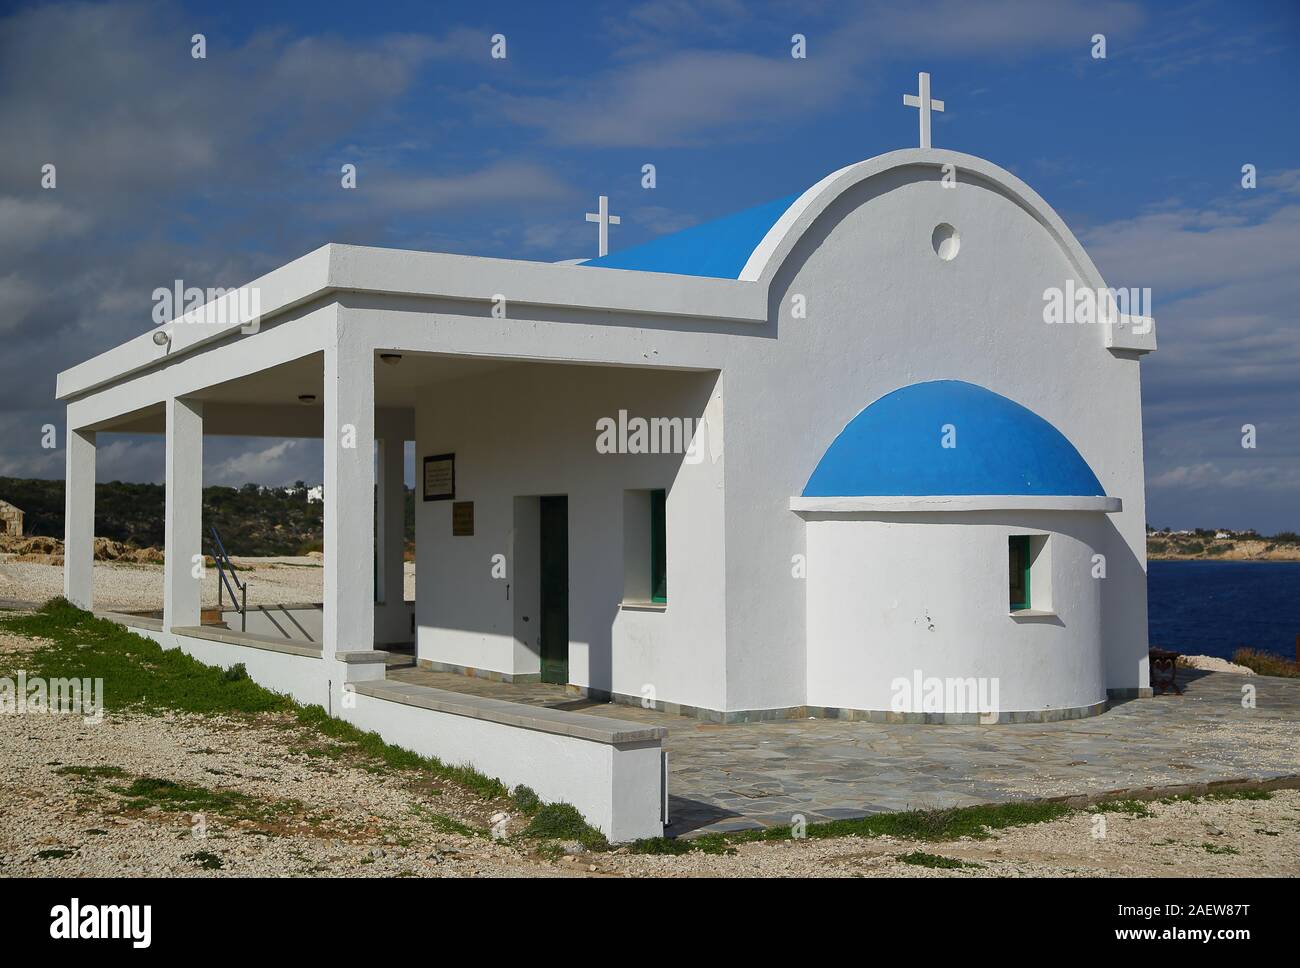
<box><xmin>715</xmin><ymin>150</ymin><xmax>1150</xmax><ymax>710</ymax></box>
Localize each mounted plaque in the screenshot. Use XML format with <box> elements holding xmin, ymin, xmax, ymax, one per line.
<box><xmin>422</xmin><ymin>453</ymin><xmax>455</xmax><ymax>501</ymax></box>
<box><xmin>452</xmin><ymin>501</ymin><xmax>474</xmax><ymax>536</ymax></box>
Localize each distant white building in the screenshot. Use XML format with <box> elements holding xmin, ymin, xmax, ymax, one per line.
<box><xmin>306</xmin><ymin>485</ymin><xmax>324</xmax><ymax>504</ymax></box>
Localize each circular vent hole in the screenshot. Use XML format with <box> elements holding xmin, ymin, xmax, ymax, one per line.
<box><xmin>932</xmin><ymin>223</ymin><xmax>960</xmax><ymax>261</ymax></box>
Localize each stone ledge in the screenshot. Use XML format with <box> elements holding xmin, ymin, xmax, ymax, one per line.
<box><xmin>574</xmin><ymin>685</ymin><xmax>1111</xmax><ymax>725</ymax></box>
<box><xmin>335</xmin><ymin>650</ymin><xmax>390</xmax><ymax>664</ymax></box>
<box><xmin>94</xmin><ymin>610</ymin><xmax>163</xmax><ymax>631</ymax></box>
<box><xmin>352</xmin><ymin>680</ymin><xmax>667</xmax><ymax>746</ymax></box>
<box><xmin>417</xmin><ymin>657</ymin><xmax>541</xmax><ymax>684</ymax></box>
<box><xmin>169</xmin><ymin>624</ymin><xmax>322</xmax><ymax>659</ymax></box>
<box><xmin>806</xmin><ymin>699</ymin><xmax>1110</xmax><ymax>724</ymax></box>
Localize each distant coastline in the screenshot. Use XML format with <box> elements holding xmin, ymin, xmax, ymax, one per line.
<box><xmin>1148</xmin><ymin>532</ymin><xmax>1300</xmax><ymax>562</ymax></box>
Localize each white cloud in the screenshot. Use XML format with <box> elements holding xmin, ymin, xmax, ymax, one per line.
<box><xmin>1149</xmin><ymin>462</ymin><xmax>1300</xmax><ymax>492</ymax></box>
<box><xmin>0</xmin><ymin>197</ymin><xmax>91</xmax><ymax>250</ymax></box>
<box><xmin>494</xmin><ymin>48</ymin><xmax>856</xmax><ymax>147</ymax></box>
<box><xmin>0</xmin><ymin>273</ymin><xmax>44</xmax><ymax>335</ymax></box>
<box><xmin>365</xmin><ymin>161</ymin><xmax>573</xmax><ymax>212</ymax></box>
<box><xmin>206</xmin><ymin>441</ymin><xmax>302</xmax><ymax>487</ymax></box>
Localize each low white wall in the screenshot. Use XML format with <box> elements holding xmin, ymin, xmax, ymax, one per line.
<box><xmin>341</xmin><ymin>689</ymin><xmax>664</xmax><ymax>842</ymax></box>
<box><xmin>222</xmin><ymin>604</ymin><xmax>324</xmax><ymax>643</ymax></box>
<box><xmin>123</xmin><ymin>622</ymin><xmax>664</xmax><ymax>842</ymax></box>
<box><xmin>805</xmin><ymin>510</ymin><xmax>1107</xmax><ymax>715</ymax></box>
<box><xmin>135</xmin><ymin>626</ymin><xmax>327</xmax><ymax>707</ymax></box>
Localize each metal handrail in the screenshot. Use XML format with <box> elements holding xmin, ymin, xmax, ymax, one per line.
<box><xmin>210</xmin><ymin>525</ymin><xmax>247</xmax><ymax>632</ymax></box>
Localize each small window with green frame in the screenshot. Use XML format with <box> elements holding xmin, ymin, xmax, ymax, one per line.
<box><xmin>650</xmin><ymin>489</ymin><xmax>667</xmax><ymax>604</ymax></box>
<box><xmin>1008</xmin><ymin>535</ymin><xmax>1031</xmax><ymax>611</ymax></box>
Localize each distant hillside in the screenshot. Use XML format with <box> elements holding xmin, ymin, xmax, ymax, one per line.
<box><xmin>1148</xmin><ymin>529</ymin><xmax>1300</xmax><ymax>561</ymax></box>
<box><xmin>0</xmin><ymin>477</ymin><xmax>413</xmax><ymax>558</ymax></box>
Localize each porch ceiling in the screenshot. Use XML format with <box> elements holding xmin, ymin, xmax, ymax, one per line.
<box><xmin>81</xmin><ymin>351</ymin><xmax>523</xmax><ymax>435</ymax></box>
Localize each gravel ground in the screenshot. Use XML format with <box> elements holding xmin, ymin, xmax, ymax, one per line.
<box><xmin>0</xmin><ymin>625</ymin><xmax>548</xmax><ymax>878</ymax></box>
<box><xmin>0</xmin><ymin>556</ymin><xmax>414</xmax><ymax>612</ymax></box>
<box><xmin>604</xmin><ymin>790</ymin><xmax>1300</xmax><ymax>877</ymax></box>
<box><xmin>3</xmin><ymin>617</ymin><xmax>1297</xmax><ymax>879</ymax></box>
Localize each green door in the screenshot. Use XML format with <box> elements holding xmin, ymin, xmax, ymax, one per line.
<box><xmin>539</xmin><ymin>496</ymin><xmax>569</xmax><ymax>684</ymax></box>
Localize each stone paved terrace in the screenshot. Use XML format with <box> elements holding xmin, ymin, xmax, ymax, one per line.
<box><xmin>387</xmin><ymin>666</ymin><xmax>1300</xmax><ymax>837</ymax></box>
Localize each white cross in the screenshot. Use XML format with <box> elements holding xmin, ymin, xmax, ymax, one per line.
<box><xmin>585</xmin><ymin>194</ymin><xmax>621</xmax><ymax>258</ymax></box>
<box><xmin>902</xmin><ymin>71</ymin><xmax>944</xmax><ymax>149</ymax></box>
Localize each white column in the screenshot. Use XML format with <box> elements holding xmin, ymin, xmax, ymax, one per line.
<box><xmin>63</xmin><ymin>426</ymin><xmax>96</xmax><ymax>609</ymax></box>
<box><xmin>163</xmin><ymin>397</ymin><xmax>204</xmax><ymax>631</ymax></box>
<box><xmin>323</xmin><ymin>337</ymin><xmax>375</xmax><ymax>659</ymax></box>
<box><xmin>374</xmin><ymin>431</ymin><xmax>407</xmax><ymax>642</ymax></box>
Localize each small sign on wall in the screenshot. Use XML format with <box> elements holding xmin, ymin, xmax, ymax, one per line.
<box><xmin>423</xmin><ymin>453</ymin><xmax>455</xmax><ymax>501</ymax></box>
<box><xmin>452</xmin><ymin>501</ymin><xmax>474</xmax><ymax>536</ymax></box>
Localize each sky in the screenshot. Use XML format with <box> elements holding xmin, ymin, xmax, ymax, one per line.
<box><xmin>1</xmin><ymin>0</ymin><xmax>1298</xmax><ymax>533</ymax></box>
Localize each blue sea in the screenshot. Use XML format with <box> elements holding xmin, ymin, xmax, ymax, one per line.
<box><xmin>1148</xmin><ymin>560</ymin><xmax>1300</xmax><ymax>660</ymax></box>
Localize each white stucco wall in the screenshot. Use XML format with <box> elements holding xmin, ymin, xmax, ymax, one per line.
<box><xmin>804</xmin><ymin>510</ymin><xmax>1107</xmax><ymax>714</ymax></box>
<box><xmin>60</xmin><ymin>149</ymin><xmax>1152</xmax><ymax>721</ymax></box>
<box><xmin>718</xmin><ymin>163</ymin><xmax>1149</xmax><ymax>711</ymax></box>
<box><xmin>414</xmin><ymin>362</ymin><xmax>727</xmax><ymax>711</ymax></box>
<box><xmin>342</xmin><ymin>692</ymin><xmax>664</xmax><ymax>842</ymax></box>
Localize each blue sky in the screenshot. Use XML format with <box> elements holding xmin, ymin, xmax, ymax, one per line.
<box><xmin>2</xmin><ymin>0</ymin><xmax>1298</xmax><ymax>531</ymax></box>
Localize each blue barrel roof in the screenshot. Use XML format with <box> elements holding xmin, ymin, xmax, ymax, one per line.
<box><xmin>580</xmin><ymin>194</ymin><xmax>799</xmax><ymax>278</ymax></box>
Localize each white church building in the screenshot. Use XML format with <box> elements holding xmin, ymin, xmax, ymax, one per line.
<box><xmin>55</xmin><ymin>77</ymin><xmax>1156</xmax><ymax>835</ymax></box>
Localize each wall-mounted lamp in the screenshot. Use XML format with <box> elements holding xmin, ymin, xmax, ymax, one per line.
<box><xmin>297</xmin><ymin>393</ymin><xmax>317</xmax><ymax>405</ymax></box>
<box><xmin>152</xmin><ymin>329</ymin><xmax>172</xmax><ymax>347</ymax></box>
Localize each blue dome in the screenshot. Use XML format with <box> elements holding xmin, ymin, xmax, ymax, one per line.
<box><xmin>803</xmin><ymin>381</ymin><xmax>1105</xmax><ymax>497</ymax></box>
<box><xmin>581</xmin><ymin>194</ymin><xmax>799</xmax><ymax>279</ymax></box>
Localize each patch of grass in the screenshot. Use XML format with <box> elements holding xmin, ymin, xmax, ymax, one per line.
<box><xmin>627</xmin><ymin>835</ymin><xmax>735</xmax><ymax>856</ymax></box>
<box><xmin>112</xmin><ymin>777</ymin><xmax>268</xmax><ymax>817</ymax></box>
<box><xmin>896</xmin><ymin>850</ymin><xmax>983</xmax><ymax>869</ymax></box>
<box><xmin>0</xmin><ymin>598</ymin><xmax>292</xmax><ymax>715</ymax></box>
<box><xmin>631</xmin><ymin>795</ymin><xmax>1164</xmax><ymax>854</ymax></box>
<box><xmin>522</xmin><ymin>803</ymin><xmax>610</xmax><ymax>852</ymax></box>
<box><xmin>54</xmin><ymin>765</ymin><xmax>127</xmax><ymax>780</ymax></box>
<box><xmin>1094</xmin><ymin>799</ymin><xmax>1151</xmax><ymax>816</ymax></box>
<box><xmin>292</xmin><ymin>704</ymin><xmax>509</xmax><ymax>801</ymax></box>
<box><xmin>1</xmin><ymin>599</ymin><xmax>517</xmax><ymax>809</ymax></box>
<box><xmin>220</xmin><ymin>663</ymin><xmax>249</xmax><ymax>683</ymax></box>
<box><xmin>34</xmin><ymin>848</ymin><xmax>77</xmax><ymax>860</ymax></box>
<box><xmin>533</xmin><ymin>841</ymin><xmax>566</xmax><ymax>862</ymax></box>
<box><xmin>734</xmin><ymin>800</ymin><xmax>1073</xmax><ymax>845</ymax></box>
<box><xmin>409</xmin><ymin>804</ymin><xmax>484</xmax><ymax>838</ymax></box>
<box><xmin>1202</xmin><ymin>843</ymin><xmax>1239</xmax><ymax>855</ymax></box>
<box><xmin>511</xmin><ymin>785</ymin><xmax>541</xmax><ymax>816</ymax></box>
<box><xmin>1231</xmin><ymin>648</ymin><xmax>1300</xmax><ymax>678</ymax></box>
<box><xmin>1161</xmin><ymin>789</ymin><xmax>1274</xmax><ymax>805</ymax></box>
<box><xmin>182</xmin><ymin>850</ymin><xmax>224</xmax><ymax>870</ymax></box>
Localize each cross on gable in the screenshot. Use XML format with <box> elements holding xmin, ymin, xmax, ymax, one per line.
<box><xmin>902</xmin><ymin>71</ymin><xmax>944</xmax><ymax>149</ymax></box>
<box><xmin>585</xmin><ymin>195</ymin><xmax>621</xmax><ymax>258</ymax></box>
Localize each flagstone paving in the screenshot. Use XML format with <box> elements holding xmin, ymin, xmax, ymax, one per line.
<box><xmin>388</xmin><ymin>666</ymin><xmax>1300</xmax><ymax>837</ymax></box>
